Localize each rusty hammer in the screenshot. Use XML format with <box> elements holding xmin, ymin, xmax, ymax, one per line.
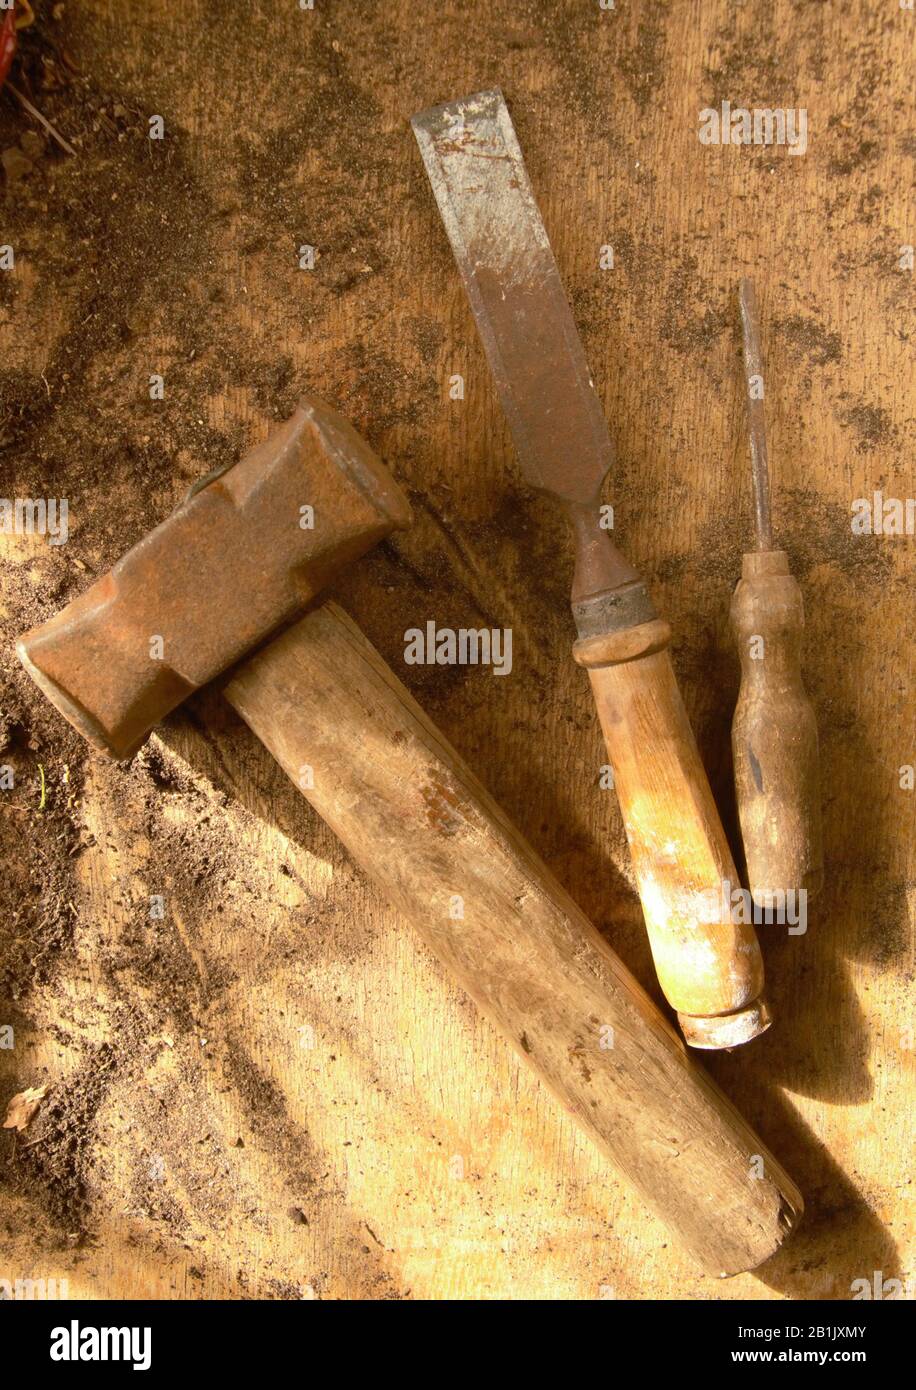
<box><xmin>17</xmin><ymin>396</ymin><xmax>801</xmax><ymax>1275</ymax></box>
<box><xmin>18</xmin><ymin>396</ymin><xmax>409</xmax><ymax>760</ymax></box>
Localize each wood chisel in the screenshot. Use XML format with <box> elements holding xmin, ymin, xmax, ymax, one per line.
<box><xmin>412</xmin><ymin>89</ymin><xmax>769</xmax><ymax>1049</ymax></box>
<box><xmin>731</xmin><ymin>278</ymin><xmax>823</xmax><ymax>906</ymax></box>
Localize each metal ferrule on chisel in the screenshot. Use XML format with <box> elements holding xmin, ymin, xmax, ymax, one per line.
<box><xmin>572</xmin><ymin>581</ymin><xmax>658</xmax><ymax>641</ymax></box>
<box><xmin>566</xmin><ymin>502</ymin><xmax>658</xmax><ymax>639</ymax></box>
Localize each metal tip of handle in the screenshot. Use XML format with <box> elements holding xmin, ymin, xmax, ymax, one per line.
<box><xmin>679</xmin><ymin>997</ymin><xmax>773</xmax><ymax>1050</ymax></box>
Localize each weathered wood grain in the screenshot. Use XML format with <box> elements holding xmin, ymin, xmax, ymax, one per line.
<box><xmin>1</xmin><ymin>0</ymin><xmax>912</xmax><ymax>1300</ymax></box>
<box><xmin>225</xmin><ymin>601</ymin><xmax>803</xmax><ymax>1276</ymax></box>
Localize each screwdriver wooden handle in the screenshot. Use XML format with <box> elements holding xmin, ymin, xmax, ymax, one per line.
<box><xmin>731</xmin><ymin>550</ymin><xmax>823</xmax><ymax>904</ymax></box>
<box><xmin>573</xmin><ymin>617</ymin><xmax>769</xmax><ymax>1049</ymax></box>
<box><xmin>226</xmin><ymin>601</ymin><xmax>802</xmax><ymax>1275</ymax></box>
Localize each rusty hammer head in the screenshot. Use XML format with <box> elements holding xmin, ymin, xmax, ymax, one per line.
<box><xmin>17</xmin><ymin>395</ymin><xmax>411</xmax><ymax>759</ymax></box>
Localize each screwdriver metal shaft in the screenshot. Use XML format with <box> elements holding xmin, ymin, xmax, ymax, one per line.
<box><xmin>738</xmin><ymin>278</ymin><xmax>774</xmax><ymax>550</ymax></box>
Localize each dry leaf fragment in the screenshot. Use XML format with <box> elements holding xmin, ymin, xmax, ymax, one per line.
<box><xmin>3</xmin><ymin>1084</ymin><xmax>50</xmax><ymax>1132</ymax></box>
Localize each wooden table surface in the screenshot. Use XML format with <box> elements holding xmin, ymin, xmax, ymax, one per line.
<box><xmin>0</xmin><ymin>0</ymin><xmax>912</xmax><ymax>1300</ymax></box>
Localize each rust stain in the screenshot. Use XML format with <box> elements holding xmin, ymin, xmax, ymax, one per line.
<box><xmin>419</xmin><ymin>778</ymin><xmax>465</xmax><ymax>836</ymax></box>
<box><xmin>568</xmin><ymin>1041</ymin><xmax>592</xmax><ymax>1085</ymax></box>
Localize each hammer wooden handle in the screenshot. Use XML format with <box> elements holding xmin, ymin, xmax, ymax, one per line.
<box><xmin>225</xmin><ymin>601</ymin><xmax>801</xmax><ymax>1275</ymax></box>
<box><xmin>573</xmin><ymin>618</ymin><xmax>769</xmax><ymax>1049</ymax></box>
<box><xmin>731</xmin><ymin>550</ymin><xmax>823</xmax><ymax>904</ymax></box>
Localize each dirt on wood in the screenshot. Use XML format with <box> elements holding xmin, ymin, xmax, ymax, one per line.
<box><xmin>0</xmin><ymin>0</ymin><xmax>912</xmax><ymax>1302</ymax></box>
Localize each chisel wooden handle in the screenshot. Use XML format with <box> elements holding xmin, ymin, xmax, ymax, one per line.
<box><xmin>731</xmin><ymin>550</ymin><xmax>823</xmax><ymax>904</ymax></box>
<box><xmin>573</xmin><ymin>616</ymin><xmax>769</xmax><ymax>1049</ymax></box>
<box><xmin>225</xmin><ymin>601</ymin><xmax>801</xmax><ymax>1276</ymax></box>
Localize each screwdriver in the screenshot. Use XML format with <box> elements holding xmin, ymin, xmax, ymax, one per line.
<box><xmin>730</xmin><ymin>278</ymin><xmax>823</xmax><ymax>909</ymax></box>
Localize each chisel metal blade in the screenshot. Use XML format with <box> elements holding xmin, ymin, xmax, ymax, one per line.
<box><xmin>411</xmin><ymin>88</ymin><xmax>613</xmax><ymax>508</ymax></box>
